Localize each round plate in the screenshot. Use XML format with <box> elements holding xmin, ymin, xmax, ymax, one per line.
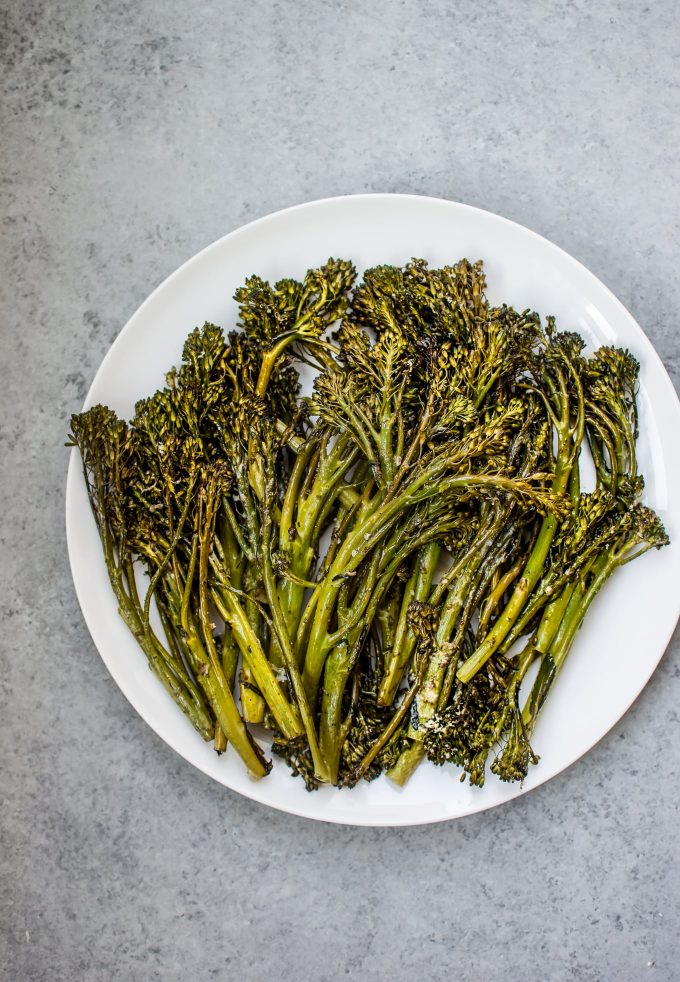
<box><xmin>66</xmin><ymin>194</ymin><xmax>680</xmax><ymax>826</ymax></box>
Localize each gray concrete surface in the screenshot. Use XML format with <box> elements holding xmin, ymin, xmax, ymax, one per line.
<box><xmin>1</xmin><ymin>2</ymin><xmax>679</xmax><ymax>980</ymax></box>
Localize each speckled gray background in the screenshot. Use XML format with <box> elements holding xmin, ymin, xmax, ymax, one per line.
<box><xmin>1</xmin><ymin>2</ymin><xmax>679</xmax><ymax>980</ymax></box>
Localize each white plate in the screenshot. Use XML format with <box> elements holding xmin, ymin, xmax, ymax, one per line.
<box><xmin>66</xmin><ymin>194</ymin><xmax>680</xmax><ymax>826</ymax></box>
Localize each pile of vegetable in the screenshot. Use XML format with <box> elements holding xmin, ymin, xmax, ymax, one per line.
<box><xmin>69</xmin><ymin>257</ymin><xmax>668</xmax><ymax>790</ymax></box>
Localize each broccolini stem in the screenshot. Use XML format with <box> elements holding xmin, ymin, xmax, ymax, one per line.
<box><xmin>478</xmin><ymin>556</ymin><xmax>524</xmax><ymax>638</ymax></box>
<box><xmin>533</xmin><ymin>583</ymin><xmax>576</xmax><ymax>655</ymax></box>
<box><xmin>178</xmin><ymin>591</ymin><xmax>268</xmax><ymax>775</ymax></box>
<box><xmin>241</xmin><ymin>561</ymin><xmax>266</xmax><ymax>720</ymax></box>
<box><xmin>117</xmin><ymin>596</ymin><xmax>214</xmax><ymax>741</ymax></box>
<box><xmin>418</xmin><ymin>509</ymin><xmax>518</xmax><ymax>722</ymax></box>
<box><xmin>520</xmin><ymin>582</ymin><xmax>588</xmax><ymax>731</ymax></box>
<box><xmin>221</xmin><ymin>622</ymin><xmax>239</xmax><ymax>689</ymax></box>
<box><xmin>458</xmin><ymin>348</ymin><xmax>585</xmax><ymax>684</ymax></box>
<box><xmin>274</xmin><ymin>418</ymin><xmax>361</xmax><ymax>511</ymax></box>
<box><xmin>438</xmin><ymin>540</ymin><xmax>516</xmax><ymax>710</ymax></box>
<box><xmin>213</xmin><ymin>727</ymin><xmax>227</xmax><ymax>754</ymax></box>
<box><xmin>523</xmin><ymin>554</ymin><xmax>616</xmax><ymax>724</ymax></box>
<box><xmin>83</xmin><ymin>448</ymin><xmax>215</xmax><ymax>740</ymax></box>
<box><xmin>375</xmin><ymin>589</ymin><xmax>401</xmax><ymax>680</ymax></box>
<box><xmin>156</xmin><ymin>595</ymin><xmax>214</xmax><ymax>725</ymax></box>
<box><xmin>279</xmin><ymin>437</ymin><xmax>316</xmax><ymax>550</ymax></box>
<box><xmin>521</xmin><ymin>526</ymin><xmax>651</xmax><ymax>740</ymax></box>
<box><xmin>216</xmin><ymin>515</ymin><xmax>264</xmax><ymax>721</ymax></box>
<box><xmin>240</xmin><ymin>664</ymin><xmax>265</xmax><ymax>722</ymax></box>
<box><xmin>255</xmin><ymin>337</ymin><xmax>295</xmax><ymax>399</ymax></box>
<box><xmin>211</xmin><ymin>585</ymin><xmax>302</xmax><ymax>741</ymax></box>
<box><xmin>260</xmin><ymin>530</ymin><xmax>332</xmax><ymax>784</ymax></box>
<box><xmin>456</xmin><ymin>516</ymin><xmax>558</xmax><ymax>683</ymax></box>
<box><xmin>349</xmin><ymin>648</ymin><xmax>431</xmax><ymax>785</ymax></box>
<box><xmin>197</xmin><ymin>488</ymin><xmax>271</xmax><ymax>777</ymax></box>
<box><xmin>389</xmin><ymin>515</ymin><xmax>522</xmax><ymax>784</ymax></box>
<box><xmin>197</xmin><ymin>657</ymin><xmax>270</xmax><ymax>778</ymax></box>
<box><xmin>213</xmin><ymin>626</ymin><xmax>239</xmax><ymax>754</ymax></box>
<box><xmin>272</xmin><ymin>434</ymin><xmax>356</xmax><ymax>668</ymax></box>
<box><xmin>413</xmin><ymin>534</ymin><xmax>507</xmax><ymax>742</ymax></box>
<box><xmin>497</xmin><ymin>466</ymin><xmax>582</xmax><ymax>656</ymax></box>
<box><xmin>378</xmin><ymin>541</ymin><xmax>440</xmax><ymax>707</ymax></box>
<box><xmin>387</xmin><ymin>741</ymin><xmax>426</xmax><ymax>787</ymax></box>
<box><xmin>456</xmin><ymin>457</ymin><xmax>573</xmax><ymax>684</ymax></box>
<box><xmin>317</xmin><ymin>528</ymin><xmax>440</xmax><ymax>779</ymax></box>
<box><xmin>319</xmin><ymin>647</ymin><xmax>351</xmax><ymax>782</ymax></box>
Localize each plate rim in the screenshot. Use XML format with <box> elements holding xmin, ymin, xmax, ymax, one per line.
<box><xmin>65</xmin><ymin>192</ymin><xmax>680</xmax><ymax>826</ymax></box>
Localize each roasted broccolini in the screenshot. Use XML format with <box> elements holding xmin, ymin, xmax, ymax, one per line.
<box><xmin>69</xmin><ymin>257</ymin><xmax>667</xmax><ymax>789</ymax></box>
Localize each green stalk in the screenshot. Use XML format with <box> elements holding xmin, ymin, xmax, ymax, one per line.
<box><xmin>117</xmin><ymin>591</ymin><xmax>215</xmax><ymax>741</ymax></box>
<box><xmin>533</xmin><ymin>582</ymin><xmax>576</xmax><ymax>655</ymax></box>
<box><xmin>216</xmin><ymin>511</ymin><xmax>264</xmax><ymax>723</ymax></box>
<box><xmin>215</xmin><ymin>619</ymin><xmax>234</xmax><ymax>750</ymax></box>
<box><xmin>477</xmin><ymin>556</ymin><xmax>523</xmax><ymax>639</ymax></box>
<box><xmin>521</xmin><ymin>514</ymin><xmax>659</xmax><ymax>735</ymax></box>
<box><xmin>375</xmin><ymin>589</ymin><xmax>401</xmax><ymax>677</ymax></box>
<box><xmin>239</xmin><ymin>560</ymin><xmax>265</xmax><ymax>722</ymax></box>
<box><xmin>387</xmin><ymin>741</ymin><xmax>426</xmax><ymax>787</ymax></box>
<box><xmin>272</xmin><ymin>434</ymin><xmax>355</xmax><ymax>668</ymax></box>
<box><xmin>85</xmin><ymin>452</ymin><xmax>215</xmax><ymax>740</ymax></box>
<box><xmin>523</xmin><ymin>555</ymin><xmax>614</xmax><ymax>725</ymax></box>
<box><xmin>318</xmin><ymin>646</ymin><xmax>352</xmax><ymax>782</ymax></box>
<box><xmin>155</xmin><ymin>595</ymin><xmax>215</xmax><ymax>737</ymax></box>
<box><xmin>456</xmin><ymin>514</ymin><xmax>558</xmax><ymax>683</ymax></box>
<box><xmin>456</xmin><ymin>460</ymin><xmax>573</xmax><ymax>684</ymax></box>
<box><xmin>412</xmin><ymin>533</ymin><xmax>508</xmax><ymax>739</ymax></box>
<box><xmin>389</xmin><ymin>515</ymin><xmax>520</xmax><ymax>785</ymax></box>
<box><xmin>196</xmin><ymin>498</ymin><xmax>270</xmax><ymax>777</ymax></box>
<box><xmin>260</xmin><ymin>519</ymin><xmax>331</xmax><ymax>784</ymax></box>
<box><xmin>269</xmin><ymin>439</ymin><xmax>316</xmax><ymax>668</ymax></box>
<box><xmin>196</xmin><ymin>657</ymin><xmax>270</xmax><ymax>778</ymax></box>
<box><xmin>349</xmin><ymin>647</ymin><xmax>431</xmax><ymax>785</ymax></box>
<box><xmin>178</xmin><ymin>599</ymin><xmax>268</xmax><ymax>776</ymax></box>
<box><xmin>378</xmin><ymin>541</ymin><xmax>440</xmax><ymax>706</ymax></box>
<box><xmin>438</xmin><ymin>547</ymin><xmax>513</xmax><ymax>711</ymax></box>
<box><xmin>497</xmin><ymin>447</ymin><xmax>582</xmax><ymax>656</ymax></box>
<box><xmin>211</xmin><ymin>585</ymin><xmax>302</xmax><ymax>741</ymax></box>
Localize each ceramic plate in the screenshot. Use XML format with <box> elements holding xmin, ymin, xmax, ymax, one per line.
<box><xmin>66</xmin><ymin>194</ymin><xmax>680</xmax><ymax>825</ymax></box>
